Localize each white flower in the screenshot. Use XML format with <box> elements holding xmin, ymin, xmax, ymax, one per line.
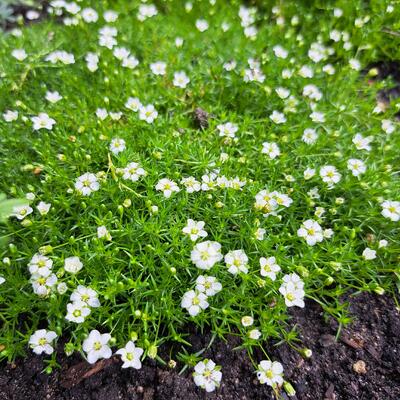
<box><xmin>379</xmin><ymin>239</ymin><xmax>388</xmax><ymax>248</ymax></box>
<box><xmin>116</xmin><ymin>341</ymin><xmax>144</xmax><ymax>369</ymax></box>
<box><xmin>191</xmin><ymin>241</ymin><xmax>223</xmax><ymax>270</ymax></box>
<box><xmin>347</xmin><ymin>159</ymin><xmax>366</xmax><ymax>176</ymax></box>
<box><xmin>353</xmin><ymin>133</ymin><xmax>373</xmax><ymax>151</ymax></box>
<box><xmin>241</xmin><ymin>316</ymin><xmax>254</xmax><ymax>327</ymax></box>
<box><xmin>86</xmin><ymin>52</ymin><xmax>99</xmax><ymax>72</ymax></box>
<box><xmin>31</xmin><ymin>113</ymin><xmax>56</xmax><ymax>130</ymax></box>
<box><xmin>113</xmin><ymin>47</ymin><xmax>130</xmax><ymax>60</ymax></box>
<box><xmin>223</xmin><ymin>60</ymin><xmax>236</xmax><ymax>71</ymax></box>
<box><xmin>36</xmin><ymin>201</ymin><xmax>51</xmax><ymax>215</ymax></box>
<box><xmin>302</xmin><ymin>128</ymin><xmax>318</xmax><ymax>144</ymax></box>
<box><xmin>104</xmin><ymin>10</ymin><xmax>118</xmax><ymax>22</ymax></box>
<box><xmin>122</xmin><ymin>162</ymin><xmax>146</xmax><ymax>182</ymax></box>
<box><xmin>110</xmin><ymin>138</ymin><xmax>126</xmax><ymax>155</ymax></box>
<box><xmin>96</xmin><ymin>108</ymin><xmax>108</xmax><ymax>120</ymax></box>
<box><xmin>155</xmin><ymin>178</ymin><xmax>180</xmax><ymax>198</ymax></box>
<box><xmin>122</xmin><ymin>55</ymin><xmax>139</xmax><ymax>69</ymax></box>
<box><xmin>297</xmin><ymin>219</ymin><xmax>323</xmax><ymax>246</ymax></box>
<box><xmin>323</xmin><ymin>64</ymin><xmax>335</xmax><ymax>75</ymax></box>
<box><xmin>276</xmin><ymin>87</ymin><xmax>290</xmax><ymax>99</ymax></box>
<box><xmin>320</xmin><ymin>165</ymin><xmax>341</xmax><ymax>186</ymax></box>
<box><xmin>57</xmin><ymin>282</ymin><xmax>68</xmax><ymax>294</ymax></box>
<box><xmin>259</xmin><ymin>257</ymin><xmax>281</xmax><ymax>281</ymax></box>
<box><xmin>224</xmin><ymin>249</ymin><xmax>248</xmax><ymax>275</ymax></box>
<box><xmin>201</xmin><ymin>174</ymin><xmax>217</xmax><ymax>191</ymax></box>
<box><xmin>181</xmin><ymin>290</ymin><xmax>209</xmax><ymax>316</ymax></box>
<box><xmin>75</xmin><ymin>173</ymin><xmax>100</xmax><ymax>196</ymax></box>
<box><xmin>137</xmin><ymin>4</ymin><xmax>158</xmax><ymax>21</ymax></box>
<box><xmin>244</xmin><ymin>25</ymin><xmax>258</xmax><ymax>38</ymax></box>
<box><xmin>150</xmin><ymin>61</ymin><xmax>167</xmax><ymax>75</ymax></box>
<box><xmin>11</xmin><ymin>48</ymin><xmax>27</xmax><ymax>61</ymax></box>
<box><xmin>125</xmin><ymin>97</ymin><xmax>142</xmax><ymax>112</ymax></box>
<box><xmin>0</xmin><ymin>276</ymin><xmax>5</xmax><ymax>285</ymax></box>
<box><xmin>217</xmin><ymin>122</ymin><xmax>238</xmax><ymax>138</ymax></box>
<box><xmin>246</xmin><ymin>329</ymin><xmax>260</xmax><ymax>340</ymax></box>
<box><xmin>193</xmin><ymin>359</ymin><xmax>222</xmax><ymax>392</ymax></box>
<box><xmin>175</xmin><ymin>37</ymin><xmax>184</xmax><ymax>47</ymax></box>
<box><xmin>303</xmin><ymin>85</ymin><xmax>322</xmax><ymax>101</ymax></box>
<box><xmin>195</xmin><ymin>275</ymin><xmax>222</xmax><ymax>296</ymax></box>
<box><xmin>28</xmin><ymin>253</ymin><xmax>53</xmax><ymax>276</ymax></box>
<box><xmin>257</xmin><ymin>360</ymin><xmax>284</xmax><ymax>387</ymax></box>
<box><xmin>254</xmin><ymin>228</ymin><xmax>266</xmax><ymax>240</ymax></box>
<box><xmin>195</xmin><ymin>19</ymin><xmax>209</xmax><ymax>32</ymax></box>
<box><xmin>110</xmin><ymin>112</ymin><xmax>122</xmax><ymax>121</ymax></box>
<box><xmin>381</xmin><ymin>200</ymin><xmax>400</xmax><ymax>222</ymax></box>
<box><xmin>64</xmin><ymin>256</ymin><xmax>83</xmax><ymax>274</ymax></box>
<box><xmin>182</xmin><ymin>219</ymin><xmax>208</xmax><ymax>241</ymax></box>
<box><xmin>45</xmin><ymin>50</ymin><xmax>75</xmax><ymax>64</ymax></box>
<box><xmin>310</xmin><ymin>111</ymin><xmax>324</xmax><ymax>122</ymax></box>
<box><xmin>82</xmin><ymin>330</ymin><xmax>112</xmax><ymax>364</ymax></box>
<box><xmin>181</xmin><ymin>176</ymin><xmax>201</xmax><ymax>193</ymax></box>
<box><xmin>12</xmin><ymin>205</ymin><xmax>33</xmax><ymax>220</ymax></box>
<box><xmin>30</xmin><ymin>273</ymin><xmax>57</xmax><ymax>297</ymax></box>
<box><xmin>279</xmin><ymin>278</ymin><xmax>305</xmax><ymax>308</ymax></box>
<box><xmin>3</xmin><ymin>110</ymin><xmax>18</xmax><ymax>122</ymax></box>
<box><xmin>29</xmin><ymin>329</ymin><xmax>57</xmax><ymax>355</ymax></box>
<box><xmin>382</xmin><ymin>119</ymin><xmax>395</xmax><ymax>134</ymax></box>
<box><xmin>81</xmin><ymin>7</ymin><xmax>98</xmax><ymax>22</ymax></box>
<box><xmin>273</xmin><ymin>45</ymin><xmax>288</xmax><ymax>59</ymax></box>
<box><xmin>269</xmin><ymin>111</ymin><xmax>286</xmax><ymax>124</ymax></box>
<box><xmin>97</xmin><ymin>225</ymin><xmax>112</xmax><ymax>240</ymax></box>
<box><xmin>349</xmin><ymin>58</ymin><xmax>361</xmax><ymax>71</ymax></box>
<box><xmin>65</xmin><ymin>301</ymin><xmax>91</xmax><ymax>323</ymax></box>
<box><xmin>304</xmin><ymin>168</ymin><xmax>316</xmax><ymax>180</ymax></box>
<box><xmin>70</xmin><ymin>285</ymin><xmax>100</xmax><ymax>307</ymax></box>
<box><xmin>139</xmin><ymin>104</ymin><xmax>158</xmax><ymax>123</ymax></box>
<box><xmin>362</xmin><ymin>247</ymin><xmax>376</xmax><ymax>260</ymax></box>
<box><xmin>173</xmin><ymin>71</ymin><xmax>190</xmax><ymax>88</ymax></box>
<box><xmin>262</xmin><ymin>142</ymin><xmax>280</xmax><ymax>159</ymax></box>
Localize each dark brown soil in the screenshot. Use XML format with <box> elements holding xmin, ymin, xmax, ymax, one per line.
<box><xmin>0</xmin><ymin>292</ymin><xmax>399</xmax><ymax>400</ymax></box>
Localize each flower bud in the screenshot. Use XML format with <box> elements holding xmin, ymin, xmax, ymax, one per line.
<box><xmin>283</xmin><ymin>381</ymin><xmax>296</xmax><ymax>397</ymax></box>
<box><xmin>148</xmin><ymin>344</ymin><xmax>158</xmax><ymax>359</ymax></box>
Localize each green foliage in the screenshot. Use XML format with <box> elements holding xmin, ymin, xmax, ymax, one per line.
<box><xmin>0</xmin><ymin>0</ymin><xmax>399</xmax><ymax>372</ymax></box>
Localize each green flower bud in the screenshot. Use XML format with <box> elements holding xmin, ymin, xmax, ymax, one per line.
<box><xmin>283</xmin><ymin>381</ymin><xmax>296</xmax><ymax>397</ymax></box>
<box><xmin>148</xmin><ymin>344</ymin><xmax>158</xmax><ymax>359</ymax></box>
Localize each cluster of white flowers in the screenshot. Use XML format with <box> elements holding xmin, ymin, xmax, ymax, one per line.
<box><xmin>28</xmin><ymin>253</ymin><xmax>57</xmax><ymax>297</ymax></box>
<box><xmin>254</xmin><ymin>189</ymin><xmax>293</xmax><ymax>217</ymax></box>
<box><xmin>65</xmin><ymin>285</ymin><xmax>100</xmax><ymax>323</ymax></box>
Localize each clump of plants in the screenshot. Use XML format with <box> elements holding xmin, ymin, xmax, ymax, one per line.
<box><xmin>0</xmin><ymin>0</ymin><xmax>399</xmax><ymax>397</ymax></box>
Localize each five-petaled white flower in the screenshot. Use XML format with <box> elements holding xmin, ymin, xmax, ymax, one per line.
<box><xmin>320</xmin><ymin>165</ymin><xmax>341</xmax><ymax>186</ymax></box>
<box><xmin>139</xmin><ymin>104</ymin><xmax>158</xmax><ymax>123</ymax></box>
<box><xmin>259</xmin><ymin>256</ymin><xmax>281</xmax><ymax>281</ymax></box>
<box><xmin>150</xmin><ymin>61</ymin><xmax>167</xmax><ymax>75</ymax></box>
<box><xmin>28</xmin><ymin>253</ymin><xmax>53</xmax><ymax>276</ymax></box>
<box><xmin>182</xmin><ymin>219</ymin><xmax>208</xmax><ymax>241</ymax></box>
<box><xmin>173</xmin><ymin>71</ymin><xmax>190</xmax><ymax>88</ymax></box>
<box><xmin>257</xmin><ymin>360</ymin><xmax>284</xmax><ymax>387</ymax></box>
<box><xmin>262</xmin><ymin>142</ymin><xmax>280</xmax><ymax>159</ymax></box>
<box><xmin>380</xmin><ymin>200</ymin><xmax>400</xmax><ymax>222</ymax></box>
<box><xmin>195</xmin><ymin>275</ymin><xmax>222</xmax><ymax>296</ymax></box>
<box><xmin>181</xmin><ymin>290</ymin><xmax>209</xmax><ymax>316</ymax></box>
<box><xmin>279</xmin><ymin>273</ymin><xmax>305</xmax><ymax>308</ymax></box>
<box><xmin>217</xmin><ymin>122</ymin><xmax>238</xmax><ymax>138</ymax></box>
<box><xmin>65</xmin><ymin>300</ymin><xmax>91</xmax><ymax>323</ymax></box>
<box><xmin>297</xmin><ymin>219</ymin><xmax>323</xmax><ymax>246</ymax></box>
<box><xmin>362</xmin><ymin>247</ymin><xmax>376</xmax><ymax>260</ymax></box>
<box><xmin>31</xmin><ymin>113</ymin><xmax>56</xmax><ymax>130</ymax></box>
<box><xmin>110</xmin><ymin>138</ymin><xmax>126</xmax><ymax>155</ymax></box>
<box><xmin>191</xmin><ymin>241</ymin><xmax>223</xmax><ymax>270</ymax></box>
<box><xmin>82</xmin><ymin>330</ymin><xmax>112</xmax><ymax>364</ymax></box>
<box><xmin>347</xmin><ymin>159</ymin><xmax>366</xmax><ymax>176</ymax></box>
<box><xmin>122</xmin><ymin>162</ymin><xmax>146</xmax><ymax>182</ymax></box>
<box><xmin>12</xmin><ymin>205</ymin><xmax>33</xmax><ymax>220</ymax></box>
<box><xmin>75</xmin><ymin>173</ymin><xmax>100</xmax><ymax>196</ymax></box>
<box><xmin>116</xmin><ymin>341</ymin><xmax>144</xmax><ymax>369</ymax></box>
<box><xmin>224</xmin><ymin>249</ymin><xmax>249</xmax><ymax>275</ymax></box>
<box><xmin>155</xmin><ymin>178</ymin><xmax>180</xmax><ymax>198</ymax></box>
<box><xmin>29</xmin><ymin>329</ymin><xmax>57</xmax><ymax>355</ymax></box>
<box><xmin>193</xmin><ymin>359</ymin><xmax>222</xmax><ymax>392</ymax></box>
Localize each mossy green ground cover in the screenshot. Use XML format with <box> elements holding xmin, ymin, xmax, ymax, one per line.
<box><xmin>0</xmin><ymin>0</ymin><xmax>399</xmax><ymax>394</ymax></box>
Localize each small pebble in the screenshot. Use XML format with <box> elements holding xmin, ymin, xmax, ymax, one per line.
<box><xmin>353</xmin><ymin>360</ymin><xmax>367</xmax><ymax>374</ymax></box>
